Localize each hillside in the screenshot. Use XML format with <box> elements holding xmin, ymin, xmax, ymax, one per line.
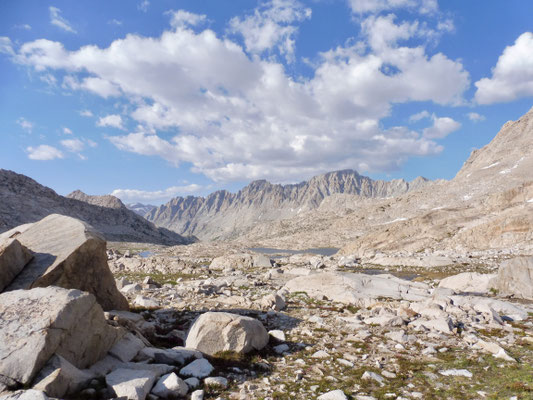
<box><xmin>237</xmin><ymin>106</ymin><xmax>533</xmax><ymax>255</ymax></box>
<box><xmin>0</xmin><ymin>170</ymin><xmax>195</xmax><ymax>245</ymax></box>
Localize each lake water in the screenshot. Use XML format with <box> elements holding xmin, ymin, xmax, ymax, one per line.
<box><xmin>248</xmin><ymin>247</ymin><xmax>340</xmax><ymax>257</ymax></box>
<box><xmin>138</xmin><ymin>250</ymin><xmax>154</xmax><ymax>258</ymax></box>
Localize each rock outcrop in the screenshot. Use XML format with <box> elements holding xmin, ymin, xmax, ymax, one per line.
<box><xmin>494</xmin><ymin>257</ymin><xmax>533</xmax><ymax>299</ymax></box>
<box><xmin>284</xmin><ymin>272</ymin><xmax>430</xmax><ymax>305</ymax></box>
<box><xmin>0</xmin><ymin>169</ymin><xmax>194</xmax><ymax>245</ymax></box>
<box><xmin>438</xmin><ymin>272</ymin><xmax>497</xmax><ymax>294</ymax></box>
<box><xmin>185</xmin><ymin>312</ymin><xmax>269</xmax><ymax>355</ymax></box>
<box><xmin>145</xmin><ymin>170</ymin><xmax>430</xmax><ymax>240</ymax></box>
<box><xmin>3</xmin><ymin>214</ymin><xmax>128</xmax><ymax>311</ymax></box>
<box><xmin>209</xmin><ymin>253</ymin><xmax>274</xmax><ymax>271</ymax></box>
<box><xmin>0</xmin><ymin>287</ymin><xmax>122</xmax><ymax>386</ymax></box>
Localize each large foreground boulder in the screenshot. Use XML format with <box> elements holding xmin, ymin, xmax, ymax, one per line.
<box><xmin>3</xmin><ymin>214</ymin><xmax>128</xmax><ymax>310</ymax></box>
<box><xmin>185</xmin><ymin>312</ymin><xmax>269</xmax><ymax>355</ymax></box>
<box><xmin>0</xmin><ymin>287</ymin><xmax>122</xmax><ymax>386</ymax></box>
<box><xmin>494</xmin><ymin>257</ymin><xmax>533</xmax><ymax>300</ymax></box>
<box><xmin>284</xmin><ymin>272</ymin><xmax>430</xmax><ymax>304</ymax></box>
<box><xmin>0</xmin><ymin>238</ymin><xmax>33</xmax><ymax>292</ymax></box>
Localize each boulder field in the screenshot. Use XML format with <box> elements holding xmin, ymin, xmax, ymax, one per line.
<box><xmin>0</xmin><ymin>216</ymin><xmax>532</xmax><ymax>399</ymax></box>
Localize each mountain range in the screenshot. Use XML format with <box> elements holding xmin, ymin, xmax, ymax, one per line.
<box><xmin>3</xmin><ymin>106</ymin><xmax>532</xmax><ymax>254</ymax></box>
<box><xmin>140</xmin><ymin>171</ymin><xmax>431</xmax><ymax>240</ymax></box>
<box><xmin>238</xmin><ymin>106</ymin><xmax>533</xmax><ymax>255</ymax></box>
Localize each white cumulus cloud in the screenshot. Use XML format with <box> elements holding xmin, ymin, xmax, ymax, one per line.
<box><xmin>79</xmin><ymin>109</ymin><xmax>93</xmax><ymax>117</ymax></box>
<box><xmin>475</xmin><ymin>32</ymin><xmax>533</xmax><ymax>104</ymax></box>
<box><xmin>64</xmin><ymin>75</ymin><xmax>121</xmax><ymax>98</ymax></box>
<box><xmin>348</xmin><ymin>0</ymin><xmax>438</xmax><ymax>15</ymax></box>
<box><xmin>423</xmin><ymin>114</ymin><xmax>461</xmax><ymax>139</ymax></box>
<box><xmin>138</xmin><ymin>0</ymin><xmax>149</xmax><ymax>12</ymax></box>
<box><xmin>17</xmin><ymin>117</ymin><xmax>34</xmax><ymax>132</ymax></box>
<box><xmin>467</xmin><ymin>112</ymin><xmax>485</xmax><ymax>122</ymax></box>
<box><xmin>11</xmin><ymin>10</ymin><xmax>468</xmax><ymax>183</ymax></box>
<box><xmin>49</xmin><ymin>6</ymin><xmax>76</xmax><ymax>33</ymax></box>
<box><xmin>168</xmin><ymin>10</ymin><xmax>207</xmax><ymax>28</ymax></box>
<box><xmin>26</xmin><ymin>144</ymin><xmax>64</xmax><ymax>160</ymax></box>
<box><xmin>111</xmin><ymin>184</ymin><xmax>202</xmax><ymax>203</ymax></box>
<box><xmin>60</xmin><ymin>138</ymin><xmax>84</xmax><ymax>152</ymax></box>
<box><xmin>229</xmin><ymin>0</ymin><xmax>311</xmax><ymax>63</ymax></box>
<box><xmin>97</xmin><ymin>114</ymin><xmax>124</xmax><ymax>129</ymax></box>
<box><xmin>0</xmin><ymin>37</ymin><xmax>14</xmax><ymax>55</ymax></box>
<box><xmin>409</xmin><ymin>110</ymin><xmax>430</xmax><ymax>122</ymax></box>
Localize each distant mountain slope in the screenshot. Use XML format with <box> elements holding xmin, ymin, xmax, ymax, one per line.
<box><xmin>145</xmin><ymin>169</ymin><xmax>431</xmax><ymax>240</ymax></box>
<box><xmin>126</xmin><ymin>202</ymin><xmax>157</xmax><ymax>216</ymax></box>
<box><xmin>237</xmin><ymin>106</ymin><xmax>533</xmax><ymax>255</ymax></box>
<box><xmin>0</xmin><ymin>170</ymin><xmax>195</xmax><ymax>245</ymax></box>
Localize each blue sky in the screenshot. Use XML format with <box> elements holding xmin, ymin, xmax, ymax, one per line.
<box><xmin>1</xmin><ymin>0</ymin><xmax>533</xmax><ymax>205</ymax></box>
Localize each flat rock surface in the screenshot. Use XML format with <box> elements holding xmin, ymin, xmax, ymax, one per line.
<box><xmin>284</xmin><ymin>271</ymin><xmax>430</xmax><ymax>304</ymax></box>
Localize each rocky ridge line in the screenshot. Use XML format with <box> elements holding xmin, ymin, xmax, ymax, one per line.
<box><xmin>145</xmin><ymin>170</ymin><xmax>431</xmax><ymax>240</ymax></box>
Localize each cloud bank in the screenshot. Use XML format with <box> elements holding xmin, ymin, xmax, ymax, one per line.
<box><xmin>8</xmin><ymin>2</ymin><xmax>473</xmax><ymax>182</ymax></box>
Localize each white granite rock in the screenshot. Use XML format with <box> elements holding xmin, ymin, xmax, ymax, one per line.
<box><xmin>106</xmin><ymin>368</ymin><xmax>157</xmax><ymax>400</ymax></box>
<box><xmin>0</xmin><ymin>287</ymin><xmax>122</xmax><ymax>385</ymax></box>
<box><xmin>317</xmin><ymin>389</ymin><xmax>348</xmax><ymax>400</ymax></box>
<box><xmin>185</xmin><ymin>312</ymin><xmax>269</xmax><ymax>355</ymax></box>
<box><xmin>3</xmin><ymin>214</ymin><xmax>128</xmax><ymax>311</ymax></box>
<box><xmin>134</xmin><ymin>295</ymin><xmax>160</xmax><ymax>308</ymax></box>
<box><xmin>109</xmin><ymin>332</ymin><xmax>146</xmax><ymax>362</ymax></box>
<box><xmin>191</xmin><ymin>390</ymin><xmax>205</xmax><ymax>400</ymax></box>
<box><xmin>151</xmin><ymin>372</ymin><xmax>188</xmax><ymax>398</ymax></box>
<box><xmin>179</xmin><ymin>359</ymin><xmax>214</xmax><ymax>378</ymax></box>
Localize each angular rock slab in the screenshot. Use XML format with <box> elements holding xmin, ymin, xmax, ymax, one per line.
<box><xmin>106</xmin><ymin>368</ymin><xmax>157</xmax><ymax>400</ymax></box>
<box><xmin>284</xmin><ymin>272</ymin><xmax>430</xmax><ymax>304</ymax></box>
<box><xmin>185</xmin><ymin>312</ymin><xmax>269</xmax><ymax>355</ymax></box>
<box><xmin>0</xmin><ymin>287</ymin><xmax>122</xmax><ymax>385</ymax></box>
<box><xmin>0</xmin><ymin>238</ymin><xmax>33</xmax><ymax>292</ymax></box>
<box><xmin>494</xmin><ymin>257</ymin><xmax>533</xmax><ymax>300</ymax></box>
<box><xmin>31</xmin><ymin>355</ymin><xmax>94</xmax><ymax>398</ymax></box>
<box><xmin>4</xmin><ymin>214</ymin><xmax>128</xmax><ymax>311</ymax></box>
